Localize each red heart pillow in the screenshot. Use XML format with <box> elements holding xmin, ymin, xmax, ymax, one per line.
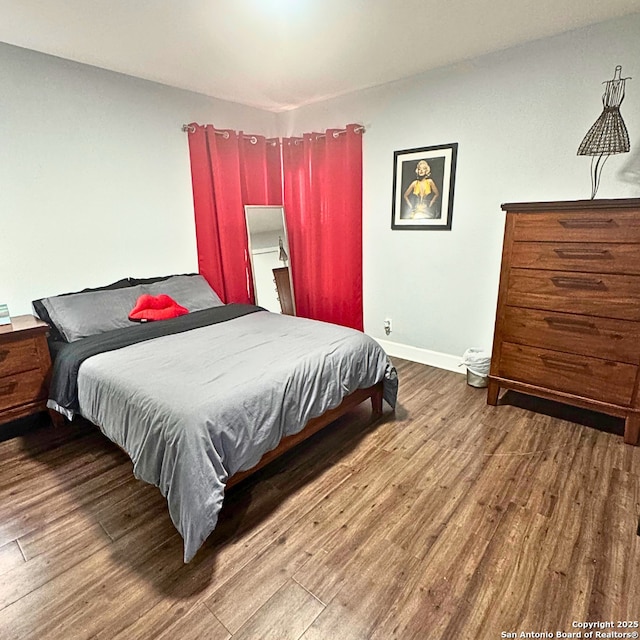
<box><xmin>129</xmin><ymin>294</ymin><xmax>189</xmax><ymax>322</ymax></box>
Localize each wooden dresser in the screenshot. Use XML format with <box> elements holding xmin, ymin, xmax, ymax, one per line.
<box><xmin>487</xmin><ymin>198</ymin><xmax>640</xmax><ymax>445</ymax></box>
<box><xmin>0</xmin><ymin>315</ymin><xmax>52</xmax><ymax>426</ymax></box>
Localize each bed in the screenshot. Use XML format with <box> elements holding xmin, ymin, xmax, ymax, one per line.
<box><xmin>36</xmin><ymin>275</ymin><xmax>398</xmax><ymax>562</ymax></box>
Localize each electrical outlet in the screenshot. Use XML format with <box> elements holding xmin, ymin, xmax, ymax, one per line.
<box><xmin>384</xmin><ymin>318</ymin><xmax>392</xmax><ymax>335</ymax></box>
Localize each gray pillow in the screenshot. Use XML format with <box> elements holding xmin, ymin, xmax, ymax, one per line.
<box><xmin>141</xmin><ymin>275</ymin><xmax>224</xmax><ymax>311</ymax></box>
<box><xmin>32</xmin><ymin>277</ymin><xmax>132</xmax><ymax>343</ymax></box>
<box><xmin>41</xmin><ymin>275</ymin><xmax>224</xmax><ymax>343</ymax></box>
<box><xmin>42</xmin><ymin>285</ymin><xmax>145</xmax><ymax>342</ymax></box>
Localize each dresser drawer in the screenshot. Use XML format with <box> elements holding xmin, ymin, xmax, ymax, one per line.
<box><xmin>511</xmin><ymin>211</ymin><xmax>640</xmax><ymax>243</ymax></box>
<box><xmin>507</xmin><ymin>268</ymin><xmax>640</xmax><ymax>320</ymax></box>
<box><xmin>0</xmin><ymin>338</ymin><xmax>40</xmax><ymax>377</ymax></box>
<box><xmin>498</xmin><ymin>342</ymin><xmax>636</xmax><ymax>406</ymax></box>
<box><xmin>510</xmin><ymin>242</ymin><xmax>640</xmax><ymax>275</ymax></box>
<box><xmin>502</xmin><ymin>307</ymin><xmax>640</xmax><ymax>364</ymax></box>
<box><xmin>0</xmin><ymin>369</ymin><xmax>47</xmax><ymax>412</ymax></box>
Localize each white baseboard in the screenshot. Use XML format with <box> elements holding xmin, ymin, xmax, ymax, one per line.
<box><xmin>374</xmin><ymin>338</ymin><xmax>465</xmax><ymax>375</ymax></box>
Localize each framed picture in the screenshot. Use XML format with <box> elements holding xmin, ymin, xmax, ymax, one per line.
<box><xmin>391</xmin><ymin>142</ymin><xmax>458</xmax><ymax>230</ymax></box>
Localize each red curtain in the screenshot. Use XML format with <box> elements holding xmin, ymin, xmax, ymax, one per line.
<box><xmin>238</xmin><ymin>133</ymin><xmax>283</xmax><ymax>205</ymax></box>
<box><xmin>186</xmin><ymin>125</ymin><xmax>281</xmax><ymax>303</ymax></box>
<box><xmin>187</xmin><ymin>122</ymin><xmax>363</xmax><ymax>330</ymax></box>
<box><xmin>283</xmin><ymin>124</ymin><xmax>363</xmax><ymax>330</ymax></box>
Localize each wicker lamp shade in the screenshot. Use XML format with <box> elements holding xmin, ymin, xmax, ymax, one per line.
<box><xmin>278</xmin><ymin>235</ymin><xmax>288</xmax><ymax>264</ymax></box>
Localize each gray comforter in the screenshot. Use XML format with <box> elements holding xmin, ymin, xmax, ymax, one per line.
<box><xmin>76</xmin><ymin>310</ymin><xmax>397</xmax><ymax>561</ymax></box>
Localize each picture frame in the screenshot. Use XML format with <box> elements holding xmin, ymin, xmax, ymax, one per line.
<box><xmin>391</xmin><ymin>142</ymin><xmax>458</xmax><ymax>230</ymax></box>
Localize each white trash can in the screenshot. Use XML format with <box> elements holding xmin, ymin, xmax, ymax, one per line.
<box><xmin>461</xmin><ymin>348</ymin><xmax>491</xmax><ymax>388</ymax></box>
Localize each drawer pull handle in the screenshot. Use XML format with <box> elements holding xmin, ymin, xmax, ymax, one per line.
<box><xmin>540</xmin><ymin>356</ymin><xmax>589</xmax><ymax>372</ymax></box>
<box><xmin>553</xmin><ymin>248</ymin><xmax>611</xmax><ymax>260</ymax></box>
<box><xmin>559</xmin><ymin>218</ymin><xmax>615</xmax><ymax>228</ymax></box>
<box><xmin>550</xmin><ymin>276</ymin><xmax>605</xmax><ymax>290</ymax></box>
<box><xmin>0</xmin><ymin>381</ymin><xmax>17</xmax><ymax>396</ymax></box>
<box><xmin>0</xmin><ymin>350</ymin><xmax>8</xmax><ymax>363</ymax></box>
<box><xmin>544</xmin><ymin>317</ymin><xmax>597</xmax><ymax>332</ymax></box>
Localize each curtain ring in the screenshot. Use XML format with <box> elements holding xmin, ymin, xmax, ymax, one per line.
<box><xmin>333</xmin><ymin>131</ymin><xmax>340</xmax><ymax>139</ymax></box>
<box><xmin>223</xmin><ymin>131</ymin><xmax>230</xmax><ymax>139</ymax></box>
<box><xmin>250</xmin><ymin>136</ymin><xmax>258</xmax><ymax>144</ymax></box>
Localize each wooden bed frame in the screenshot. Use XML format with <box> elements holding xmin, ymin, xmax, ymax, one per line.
<box><xmin>227</xmin><ymin>381</ymin><xmax>384</xmax><ymax>488</ymax></box>
<box><xmin>50</xmin><ymin>381</ymin><xmax>384</xmax><ymax>488</ymax></box>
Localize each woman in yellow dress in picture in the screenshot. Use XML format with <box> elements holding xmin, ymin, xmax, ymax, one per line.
<box><xmin>403</xmin><ymin>159</ymin><xmax>440</xmax><ymax>219</ymax></box>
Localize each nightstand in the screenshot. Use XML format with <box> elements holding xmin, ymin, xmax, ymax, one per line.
<box><xmin>0</xmin><ymin>315</ymin><xmax>53</xmax><ymax>426</ymax></box>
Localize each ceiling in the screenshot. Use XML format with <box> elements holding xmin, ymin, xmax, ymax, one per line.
<box><xmin>1</xmin><ymin>0</ymin><xmax>639</xmax><ymax>112</ymax></box>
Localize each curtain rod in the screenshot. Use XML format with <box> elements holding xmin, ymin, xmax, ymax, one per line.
<box><xmin>319</xmin><ymin>125</ymin><xmax>366</xmax><ymax>138</ymax></box>
<box><xmin>283</xmin><ymin>126</ymin><xmax>366</xmax><ymax>145</ymax></box>
<box><xmin>181</xmin><ymin>124</ymin><xmax>365</xmax><ymax>143</ymax></box>
<box><xmin>285</xmin><ymin>126</ymin><xmax>366</xmax><ymax>138</ymax></box>
<box><xmin>181</xmin><ymin>124</ymin><xmax>279</xmax><ymax>145</ymax></box>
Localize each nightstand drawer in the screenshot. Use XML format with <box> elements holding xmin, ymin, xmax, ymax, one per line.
<box><xmin>510</xmin><ymin>242</ymin><xmax>640</xmax><ymax>274</ymax></box>
<box><xmin>506</xmin><ymin>268</ymin><xmax>640</xmax><ymax>320</ymax></box>
<box><xmin>512</xmin><ymin>210</ymin><xmax>640</xmax><ymax>243</ymax></box>
<box><xmin>498</xmin><ymin>342</ymin><xmax>636</xmax><ymax>406</ymax></box>
<box><xmin>0</xmin><ymin>369</ymin><xmax>47</xmax><ymax>412</ymax></box>
<box><xmin>502</xmin><ymin>307</ymin><xmax>640</xmax><ymax>364</ymax></box>
<box><xmin>0</xmin><ymin>339</ymin><xmax>40</xmax><ymax>376</ymax></box>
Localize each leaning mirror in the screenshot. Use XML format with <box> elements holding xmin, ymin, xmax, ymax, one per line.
<box><xmin>244</xmin><ymin>205</ymin><xmax>296</xmax><ymax>315</ymax></box>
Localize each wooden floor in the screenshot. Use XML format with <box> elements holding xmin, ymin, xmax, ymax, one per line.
<box><xmin>0</xmin><ymin>358</ymin><xmax>639</xmax><ymax>640</ymax></box>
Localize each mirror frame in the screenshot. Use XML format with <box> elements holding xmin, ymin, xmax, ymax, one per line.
<box><xmin>244</xmin><ymin>205</ymin><xmax>296</xmax><ymax>316</ymax></box>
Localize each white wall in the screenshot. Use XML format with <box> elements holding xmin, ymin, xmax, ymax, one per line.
<box><xmin>3</xmin><ymin>16</ymin><xmax>640</xmax><ymax>370</ymax></box>
<box><xmin>278</xmin><ymin>15</ymin><xmax>640</xmax><ymax>370</ymax></box>
<box><xmin>0</xmin><ymin>43</ymin><xmax>277</xmax><ymax>315</ymax></box>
